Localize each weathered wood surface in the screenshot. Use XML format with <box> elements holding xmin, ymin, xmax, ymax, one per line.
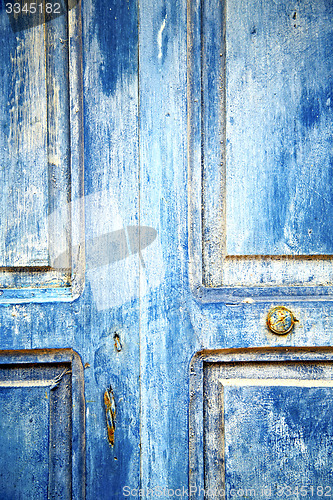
<box><xmin>191</xmin><ymin>0</ymin><xmax>333</xmax><ymax>292</ymax></box>
<box><xmin>225</xmin><ymin>0</ymin><xmax>333</xmax><ymax>257</ymax></box>
<box><xmin>0</xmin><ymin>349</ymin><xmax>85</xmax><ymax>500</ymax></box>
<box><xmin>198</xmin><ymin>349</ymin><xmax>333</xmax><ymax>499</ymax></box>
<box><xmin>0</xmin><ymin>3</ymin><xmax>84</xmax><ymax>298</ymax></box>
<box><xmin>139</xmin><ymin>0</ymin><xmax>190</xmax><ymax>494</ymax></box>
<box><xmin>0</xmin><ymin>0</ymin><xmax>333</xmax><ymax>498</ymax></box>
<box><xmin>0</xmin><ymin>18</ymin><xmax>49</xmax><ymax>267</ymax></box>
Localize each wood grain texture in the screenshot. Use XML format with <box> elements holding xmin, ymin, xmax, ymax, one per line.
<box><xmin>0</xmin><ymin>18</ymin><xmax>49</xmax><ymax>267</ymax></box>
<box><xmin>0</xmin><ymin>349</ymin><xmax>85</xmax><ymax>500</ymax></box>
<box><xmin>139</xmin><ymin>0</ymin><xmax>192</xmax><ymax>494</ymax></box>
<box><xmin>0</xmin><ymin>3</ymin><xmax>84</xmax><ymax>299</ymax></box>
<box><xmin>200</xmin><ymin>350</ymin><xmax>333</xmax><ymax>499</ymax></box>
<box><xmin>225</xmin><ymin>0</ymin><xmax>333</xmax><ymax>256</ymax></box>
<box><xmin>81</xmin><ymin>0</ymin><xmax>141</xmax><ymax>497</ymax></box>
<box><xmin>189</xmin><ymin>0</ymin><xmax>333</xmax><ymax>293</ymax></box>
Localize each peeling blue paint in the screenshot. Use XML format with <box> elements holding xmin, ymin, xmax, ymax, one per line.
<box><xmin>1</xmin><ymin>0</ymin><xmax>333</xmax><ymax>498</ymax></box>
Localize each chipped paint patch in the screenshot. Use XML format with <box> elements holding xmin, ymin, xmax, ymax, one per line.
<box><xmin>0</xmin><ymin>368</ymin><xmax>71</xmax><ymax>388</ymax></box>
<box><xmin>11</xmin><ymin>306</ymin><xmax>18</xmax><ymax>317</ymax></box>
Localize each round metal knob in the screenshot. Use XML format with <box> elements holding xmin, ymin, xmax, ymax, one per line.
<box><xmin>267</xmin><ymin>306</ymin><xmax>296</xmax><ymax>335</ymax></box>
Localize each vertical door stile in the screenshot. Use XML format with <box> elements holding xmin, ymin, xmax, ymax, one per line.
<box><xmin>139</xmin><ymin>0</ymin><xmax>192</xmax><ymax>494</ymax></box>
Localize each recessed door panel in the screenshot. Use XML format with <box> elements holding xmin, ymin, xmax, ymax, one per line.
<box><xmin>0</xmin><ymin>3</ymin><xmax>84</xmax><ymax>301</ymax></box>
<box><xmin>225</xmin><ymin>0</ymin><xmax>333</xmax><ymax>257</ymax></box>
<box><xmin>223</xmin><ymin>385</ymin><xmax>333</xmax><ymax>496</ymax></box>
<box><xmin>0</xmin><ymin>349</ymin><xmax>85</xmax><ymax>500</ymax></box>
<box><xmin>0</xmin><ymin>386</ymin><xmax>50</xmax><ymax>500</ymax></box>
<box><xmin>0</xmin><ymin>15</ymin><xmax>49</xmax><ymax>268</ymax></box>
<box><xmin>188</xmin><ymin>0</ymin><xmax>333</xmax><ymax>292</ymax></box>
<box><xmin>190</xmin><ymin>349</ymin><xmax>333</xmax><ymax>499</ymax></box>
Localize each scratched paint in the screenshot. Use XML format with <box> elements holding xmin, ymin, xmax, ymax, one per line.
<box><xmin>0</xmin><ymin>4</ymin><xmax>84</xmax><ymax>300</ymax></box>
<box><xmin>0</xmin><ymin>386</ymin><xmax>50</xmax><ymax>499</ymax></box>
<box><xmin>224</xmin><ymin>386</ymin><xmax>333</xmax><ymax>494</ymax></box>
<box><xmin>0</xmin><ymin>11</ymin><xmax>68</xmax><ymax>266</ymax></box>
<box><xmin>0</xmin><ymin>351</ymin><xmax>84</xmax><ymax>499</ymax></box>
<box><xmin>82</xmin><ymin>1</ymin><xmax>142</xmax><ymax>496</ymax></box>
<box><xmin>198</xmin><ymin>351</ymin><xmax>333</xmax><ymax>497</ymax></box>
<box><xmin>194</xmin><ymin>0</ymin><xmax>333</xmax><ymax>293</ymax></box>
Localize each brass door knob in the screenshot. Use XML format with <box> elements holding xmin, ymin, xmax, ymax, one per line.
<box><xmin>267</xmin><ymin>306</ymin><xmax>297</xmax><ymax>335</ymax></box>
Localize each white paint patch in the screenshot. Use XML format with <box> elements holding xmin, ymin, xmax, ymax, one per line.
<box><xmin>241</xmin><ymin>297</ymin><xmax>254</xmax><ymax>304</ymax></box>
<box><xmin>157</xmin><ymin>15</ymin><xmax>167</xmax><ymax>60</ymax></box>
<box><xmin>0</xmin><ymin>380</ymin><xmax>53</xmax><ymax>387</ymax></box>
<box><xmin>220</xmin><ymin>378</ymin><xmax>333</xmax><ymax>387</ymax></box>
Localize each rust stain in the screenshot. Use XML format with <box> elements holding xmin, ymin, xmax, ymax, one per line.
<box><xmin>104</xmin><ymin>386</ymin><xmax>116</xmax><ymax>446</ymax></box>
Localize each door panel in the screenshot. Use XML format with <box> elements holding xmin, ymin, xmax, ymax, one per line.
<box><xmin>224</xmin><ymin>0</ymin><xmax>333</xmax><ymax>257</ymax></box>
<box><xmin>0</xmin><ymin>1</ymin><xmax>141</xmax><ymax>496</ymax></box>
<box><xmin>0</xmin><ymin>17</ymin><xmax>48</xmax><ymax>268</ymax></box>
<box><xmin>0</xmin><ymin>349</ymin><xmax>85</xmax><ymax>499</ymax></box>
<box><xmin>0</xmin><ymin>0</ymin><xmax>84</xmax><ymax>300</ymax></box>
<box><xmin>0</xmin><ymin>386</ymin><xmax>49</xmax><ymax>499</ymax></box>
<box><xmin>81</xmin><ymin>0</ymin><xmax>141</xmax><ymax>497</ymax></box>
<box><xmin>191</xmin><ymin>348</ymin><xmax>333</xmax><ymax>499</ymax></box>
<box><xmin>189</xmin><ymin>0</ymin><xmax>333</xmax><ymax>291</ymax></box>
<box><xmin>188</xmin><ymin>0</ymin><xmax>333</xmax><ymax>498</ymax></box>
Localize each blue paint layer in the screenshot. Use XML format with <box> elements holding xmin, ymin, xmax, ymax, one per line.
<box><xmin>93</xmin><ymin>0</ymin><xmax>137</xmax><ymax>95</ymax></box>
<box><xmin>224</xmin><ymin>0</ymin><xmax>333</xmax><ymax>255</ymax></box>
<box><xmin>224</xmin><ymin>385</ymin><xmax>333</xmax><ymax>497</ymax></box>
<box><xmin>0</xmin><ymin>387</ymin><xmax>49</xmax><ymax>500</ymax></box>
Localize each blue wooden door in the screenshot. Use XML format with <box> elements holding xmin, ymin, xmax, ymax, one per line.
<box><xmin>188</xmin><ymin>0</ymin><xmax>333</xmax><ymax>498</ymax></box>
<box><xmin>0</xmin><ymin>0</ymin><xmax>332</xmax><ymax>499</ymax></box>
